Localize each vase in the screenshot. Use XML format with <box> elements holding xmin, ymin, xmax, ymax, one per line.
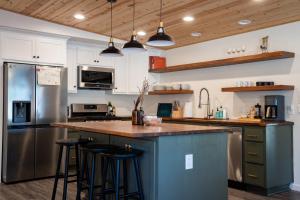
<box><xmin>132</xmin><ymin>109</ymin><xmax>144</xmax><ymax>125</ymax></box>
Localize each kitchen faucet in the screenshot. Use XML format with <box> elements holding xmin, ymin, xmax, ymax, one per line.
<box><xmin>198</xmin><ymin>88</ymin><xmax>213</xmax><ymax>119</ymax></box>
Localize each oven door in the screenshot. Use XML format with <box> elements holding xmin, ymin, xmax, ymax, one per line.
<box><xmin>78</xmin><ymin>66</ymin><xmax>115</xmax><ymax>90</ymax></box>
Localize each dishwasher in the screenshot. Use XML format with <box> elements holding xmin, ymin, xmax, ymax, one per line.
<box><xmin>228</xmin><ymin>127</ymin><xmax>243</xmax><ymax>182</ymax></box>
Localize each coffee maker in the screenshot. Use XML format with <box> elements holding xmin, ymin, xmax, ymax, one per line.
<box><xmin>264</xmin><ymin>95</ymin><xmax>285</xmax><ymax>121</ymax></box>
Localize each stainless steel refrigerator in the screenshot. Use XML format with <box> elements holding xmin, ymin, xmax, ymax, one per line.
<box><xmin>2</xmin><ymin>62</ymin><xmax>67</xmax><ymax>183</ymax></box>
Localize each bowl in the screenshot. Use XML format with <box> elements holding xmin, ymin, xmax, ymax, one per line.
<box><xmin>181</xmin><ymin>84</ymin><xmax>191</xmax><ymax>90</ymax></box>
<box><xmin>143</xmin><ymin>116</ymin><xmax>162</xmax><ymax>126</ymax></box>
<box><xmin>172</xmin><ymin>84</ymin><xmax>181</xmax><ymax>90</ymax></box>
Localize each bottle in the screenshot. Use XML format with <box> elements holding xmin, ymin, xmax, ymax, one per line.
<box><xmin>215</xmin><ymin>107</ymin><xmax>219</xmax><ymax>119</ymax></box>
<box><xmin>222</xmin><ymin>108</ymin><xmax>227</xmax><ymax>120</ymax></box>
<box><xmin>219</xmin><ymin>106</ymin><xmax>223</xmax><ymax>119</ymax></box>
<box><xmin>108</xmin><ymin>101</ymin><xmax>113</xmax><ymax>116</ymax></box>
<box><xmin>138</xmin><ymin>107</ymin><xmax>145</xmax><ymax>125</ymax></box>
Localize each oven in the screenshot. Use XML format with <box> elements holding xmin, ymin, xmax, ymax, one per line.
<box><xmin>78</xmin><ymin>66</ymin><xmax>115</xmax><ymax>90</ymax></box>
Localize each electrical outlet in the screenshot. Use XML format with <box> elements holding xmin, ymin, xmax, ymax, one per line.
<box><xmin>185</xmin><ymin>154</ymin><xmax>193</xmax><ymax>170</ymax></box>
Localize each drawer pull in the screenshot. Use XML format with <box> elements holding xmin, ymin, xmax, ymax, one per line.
<box><xmin>71</xmin><ymin>156</ymin><xmax>77</xmax><ymax>159</ymax></box>
<box><xmin>247</xmin><ymin>152</ymin><xmax>258</xmax><ymax>156</ymax></box>
<box><xmin>247</xmin><ymin>135</ymin><xmax>258</xmax><ymax>138</ymax></box>
<box><xmin>248</xmin><ymin>174</ymin><xmax>258</xmax><ymax>179</ymax></box>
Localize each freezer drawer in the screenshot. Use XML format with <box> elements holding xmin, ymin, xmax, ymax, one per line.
<box><xmin>35</xmin><ymin>127</ymin><xmax>65</xmax><ymax>178</ymax></box>
<box><xmin>2</xmin><ymin>128</ymin><xmax>35</xmax><ymax>183</ymax></box>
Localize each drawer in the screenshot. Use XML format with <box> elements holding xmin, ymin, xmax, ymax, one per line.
<box><xmin>245</xmin><ymin>142</ymin><xmax>265</xmax><ymax>164</ymax></box>
<box><xmin>245</xmin><ymin>163</ymin><xmax>265</xmax><ymax>187</ymax></box>
<box><xmin>244</xmin><ymin>127</ymin><xmax>265</xmax><ymax>142</ymax></box>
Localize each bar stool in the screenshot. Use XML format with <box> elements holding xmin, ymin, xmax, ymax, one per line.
<box><xmin>51</xmin><ymin>138</ymin><xmax>90</xmax><ymax>200</ymax></box>
<box><xmin>77</xmin><ymin>144</ymin><xmax>123</xmax><ymax>200</ymax></box>
<box><xmin>105</xmin><ymin>147</ymin><xmax>145</xmax><ymax>200</ymax></box>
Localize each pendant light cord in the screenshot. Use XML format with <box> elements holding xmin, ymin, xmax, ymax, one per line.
<box><xmin>160</xmin><ymin>0</ymin><xmax>162</xmax><ymax>22</ymax></box>
<box><xmin>132</xmin><ymin>0</ymin><xmax>135</xmax><ymax>31</ymax></box>
<box><xmin>110</xmin><ymin>1</ymin><xmax>113</xmax><ymax>38</ymax></box>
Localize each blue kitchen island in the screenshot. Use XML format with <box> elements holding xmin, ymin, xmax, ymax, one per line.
<box><xmin>54</xmin><ymin>121</ymin><xmax>231</xmax><ymax>200</ymax></box>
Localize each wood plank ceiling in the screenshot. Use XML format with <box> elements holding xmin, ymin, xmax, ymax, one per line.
<box><xmin>0</xmin><ymin>0</ymin><xmax>300</xmax><ymax>49</ymax></box>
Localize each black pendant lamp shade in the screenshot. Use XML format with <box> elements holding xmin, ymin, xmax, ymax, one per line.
<box><xmin>122</xmin><ymin>0</ymin><xmax>146</xmax><ymax>53</ymax></box>
<box><xmin>101</xmin><ymin>0</ymin><xmax>123</xmax><ymax>57</ymax></box>
<box><xmin>101</xmin><ymin>37</ymin><xmax>123</xmax><ymax>57</ymax></box>
<box><xmin>146</xmin><ymin>0</ymin><xmax>175</xmax><ymax>47</ymax></box>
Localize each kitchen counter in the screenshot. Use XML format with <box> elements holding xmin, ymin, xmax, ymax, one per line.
<box><xmin>53</xmin><ymin>120</ymin><xmax>231</xmax><ymax>138</ymax></box>
<box><xmin>163</xmin><ymin>118</ymin><xmax>294</xmax><ymax>127</ymax></box>
<box><xmin>53</xmin><ymin>121</ymin><xmax>229</xmax><ymax>200</ymax></box>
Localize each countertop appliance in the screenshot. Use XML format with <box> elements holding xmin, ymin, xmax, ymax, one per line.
<box><xmin>2</xmin><ymin>62</ymin><xmax>67</xmax><ymax>183</ymax></box>
<box><xmin>228</xmin><ymin>127</ymin><xmax>243</xmax><ymax>183</ymax></box>
<box><xmin>78</xmin><ymin>65</ymin><xmax>115</xmax><ymax>90</ymax></box>
<box><xmin>69</xmin><ymin>104</ymin><xmax>128</xmax><ymax>122</ymax></box>
<box><xmin>265</xmin><ymin>95</ymin><xmax>285</xmax><ymax>121</ymax></box>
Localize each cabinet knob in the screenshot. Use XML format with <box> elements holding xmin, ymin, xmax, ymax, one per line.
<box><xmin>73</xmin><ymin>85</ymin><xmax>77</xmax><ymax>88</ymax></box>
<box><xmin>97</xmin><ymin>60</ymin><xmax>99</xmax><ymax>63</ymax></box>
<box><xmin>94</xmin><ymin>60</ymin><xmax>97</xmax><ymax>63</ymax></box>
<box><xmin>33</xmin><ymin>56</ymin><xmax>36</xmax><ymax>58</ymax></box>
<box><xmin>37</xmin><ymin>56</ymin><xmax>40</xmax><ymax>59</ymax></box>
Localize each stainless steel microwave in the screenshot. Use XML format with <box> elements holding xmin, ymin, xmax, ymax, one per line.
<box><xmin>78</xmin><ymin>66</ymin><xmax>115</xmax><ymax>90</ymax></box>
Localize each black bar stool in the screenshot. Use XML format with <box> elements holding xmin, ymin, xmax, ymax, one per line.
<box><xmin>51</xmin><ymin>138</ymin><xmax>90</xmax><ymax>200</ymax></box>
<box><xmin>106</xmin><ymin>147</ymin><xmax>145</xmax><ymax>200</ymax></box>
<box><xmin>77</xmin><ymin>144</ymin><xmax>123</xmax><ymax>200</ymax></box>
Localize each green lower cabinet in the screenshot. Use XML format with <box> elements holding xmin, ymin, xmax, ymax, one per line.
<box><xmin>245</xmin><ymin>163</ymin><xmax>265</xmax><ymax>187</ymax></box>
<box><xmin>244</xmin><ymin>142</ymin><xmax>265</xmax><ymax>164</ymax></box>
<box><xmin>243</xmin><ymin>125</ymin><xmax>293</xmax><ymax>195</ymax></box>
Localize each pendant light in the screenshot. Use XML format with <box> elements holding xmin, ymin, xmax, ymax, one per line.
<box><xmin>122</xmin><ymin>0</ymin><xmax>146</xmax><ymax>53</ymax></box>
<box><xmin>101</xmin><ymin>0</ymin><xmax>123</xmax><ymax>57</ymax></box>
<box><xmin>146</xmin><ymin>0</ymin><xmax>175</xmax><ymax>47</ymax></box>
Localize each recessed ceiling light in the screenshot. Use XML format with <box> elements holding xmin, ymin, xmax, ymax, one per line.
<box><xmin>183</xmin><ymin>16</ymin><xmax>195</xmax><ymax>22</ymax></box>
<box><xmin>191</xmin><ymin>32</ymin><xmax>202</xmax><ymax>37</ymax></box>
<box><xmin>73</xmin><ymin>13</ymin><xmax>85</xmax><ymax>20</ymax></box>
<box><xmin>238</xmin><ymin>19</ymin><xmax>252</xmax><ymax>26</ymax></box>
<box><xmin>137</xmin><ymin>31</ymin><xmax>146</xmax><ymax>36</ymax></box>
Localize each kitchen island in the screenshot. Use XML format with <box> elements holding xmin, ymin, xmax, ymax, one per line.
<box><xmin>53</xmin><ymin>121</ymin><xmax>232</xmax><ymax>200</ymax></box>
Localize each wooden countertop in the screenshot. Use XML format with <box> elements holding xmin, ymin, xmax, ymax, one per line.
<box><xmin>163</xmin><ymin>118</ymin><xmax>294</xmax><ymax>127</ymax></box>
<box><xmin>52</xmin><ymin>121</ymin><xmax>231</xmax><ymax>138</ymax></box>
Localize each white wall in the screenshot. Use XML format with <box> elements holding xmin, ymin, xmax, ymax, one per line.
<box><xmin>162</xmin><ymin>21</ymin><xmax>300</xmax><ymax>191</ymax></box>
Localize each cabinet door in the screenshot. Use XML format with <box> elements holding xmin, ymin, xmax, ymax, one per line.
<box><xmin>127</xmin><ymin>52</ymin><xmax>149</xmax><ymax>94</ymax></box>
<box><xmin>110</xmin><ymin>136</ymin><xmax>156</xmax><ymax>200</ymax></box>
<box><xmin>67</xmin><ymin>45</ymin><xmax>78</xmax><ymax>93</ymax></box>
<box><xmin>113</xmin><ymin>56</ymin><xmax>128</xmax><ymax>94</ymax></box>
<box><xmin>1</xmin><ymin>32</ymin><xmax>35</xmax><ymax>62</ymax></box>
<box><xmin>35</xmin><ymin>37</ymin><xmax>66</xmax><ymax>65</ymax></box>
<box><xmin>77</xmin><ymin>47</ymin><xmax>97</xmax><ymax>65</ymax></box>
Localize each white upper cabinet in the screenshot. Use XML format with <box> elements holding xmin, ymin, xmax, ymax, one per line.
<box><xmin>0</xmin><ymin>31</ymin><xmax>67</xmax><ymax>65</ymax></box>
<box><xmin>127</xmin><ymin>52</ymin><xmax>149</xmax><ymax>94</ymax></box>
<box><xmin>67</xmin><ymin>45</ymin><xmax>78</xmax><ymax>93</ymax></box>
<box><xmin>1</xmin><ymin>32</ymin><xmax>35</xmax><ymax>62</ymax></box>
<box><xmin>35</xmin><ymin>37</ymin><xmax>66</xmax><ymax>65</ymax></box>
<box><xmin>113</xmin><ymin>56</ymin><xmax>128</xmax><ymax>94</ymax></box>
<box><xmin>77</xmin><ymin>47</ymin><xmax>97</xmax><ymax>65</ymax></box>
<box><xmin>77</xmin><ymin>46</ymin><xmax>113</xmax><ymax>67</ymax></box>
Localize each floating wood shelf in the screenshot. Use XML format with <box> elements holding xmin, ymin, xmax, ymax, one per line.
<box><xmin>222</xmin><ymin>85</ymin><xmax>295</xmax><ymax>92</ymax></box>
<box><xmin>148</xmin><ymin>90</ymin><xmax>194</xmax><ymax>95</ymax></box>
<box><xmin>149</xmin><ymin>51</ymin><xmax>295</xmax><ymax>73</ymax></box>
